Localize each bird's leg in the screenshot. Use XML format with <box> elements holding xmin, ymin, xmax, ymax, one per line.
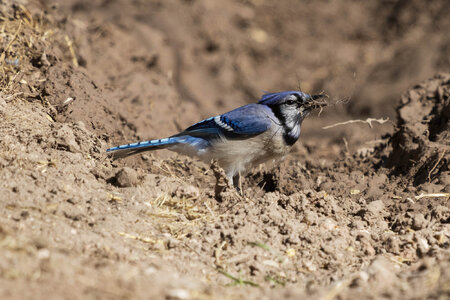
<box><xmin>233</xmin><ymin>173</ymin><xmax>241</xmax><ymax>194</ymax></box>
<box><xmin>212</xmin><ymin>161</ymin><xmax>238</xmax><ymax>202</ymax></box>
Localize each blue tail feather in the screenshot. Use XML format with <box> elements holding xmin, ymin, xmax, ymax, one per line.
<box><xmin>107</xmin><ymin>137</ymin><xmax>180</xmax><ymax>159</ymax></box>
<box><xmin>106</xmin><ymin>137</ymin><xmax>178</xmax><ymax>152</ymax></box>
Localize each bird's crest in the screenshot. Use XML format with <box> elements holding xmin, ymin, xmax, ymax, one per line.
<box><xmin>258</xmin><ymin>91</ymin><xmax>306</xmax><ymax>106</ymax></box>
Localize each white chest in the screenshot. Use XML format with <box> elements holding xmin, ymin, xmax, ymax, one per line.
<box><xmin>209</xmin><ymin>130</ymin><xmax>292</xmax><ymax>176</ymax></box>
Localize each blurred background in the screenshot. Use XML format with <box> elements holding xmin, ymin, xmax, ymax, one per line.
<box><xmin>41</xmin><ymin>0</ymin><xmax>450</xmax><ymax>159</ymax></box>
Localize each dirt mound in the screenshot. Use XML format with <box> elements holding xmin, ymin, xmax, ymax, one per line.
<box><xmin>387</xmin><ymin>73</ymin><xmax>450</xmax><ymax>187</ymax></box>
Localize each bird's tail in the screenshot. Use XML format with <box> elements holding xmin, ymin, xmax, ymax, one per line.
<box><xmin>106</xmin><ymin>137</ymin><xmax>179</xmax><ymax>159</ymax></box>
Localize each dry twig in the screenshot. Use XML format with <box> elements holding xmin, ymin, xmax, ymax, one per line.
<box><xmin>322</xmin><ymin>117</ymin><xmax>390</xmax><ymax>130</ymax></box>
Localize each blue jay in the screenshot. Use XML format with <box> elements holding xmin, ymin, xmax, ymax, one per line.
<box><xmin>107</xmin><ymin>91</ymin><xmax>327</xmax><ymax>188</ymax></box>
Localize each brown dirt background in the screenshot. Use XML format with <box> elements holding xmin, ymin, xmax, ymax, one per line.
<box><xmin>0</xmin><ymin>0</ymin><xmax>449</xmax><ymax>299</ymax></box>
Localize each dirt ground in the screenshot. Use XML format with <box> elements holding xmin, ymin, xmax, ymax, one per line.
<box><xmin>0</xmin><ymin>0</ymin><xmax>449</xmax><ymax>299</ymax></box>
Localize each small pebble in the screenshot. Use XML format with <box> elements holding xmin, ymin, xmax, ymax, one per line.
<box><xmin>367</xmin><ymin>200</ymin><xmax>385</xmax><ymax>215</ymax></box>
<box><xmin>115</xmin><ymin>167</ymin><xmax>139</xmax><ymax>187</ymax></box>
<box><xmin>412</xmin><ymin>213</ymin><xmax>427</xmax><ymax>230</ymax></box>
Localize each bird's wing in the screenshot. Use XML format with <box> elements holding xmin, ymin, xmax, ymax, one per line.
<box><xmin>174</xmin><ymin>104</ymin><xmax>274</xmax><ymax>139</ymax></box>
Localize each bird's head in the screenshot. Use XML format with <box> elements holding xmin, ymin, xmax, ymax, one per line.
<box><xmin>259</xmin><ymin>91</ymin><xmax>328</xmax><ymax>127</ymax></box>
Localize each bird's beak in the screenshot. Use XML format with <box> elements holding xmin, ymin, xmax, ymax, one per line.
<box><xmin>307</xmin><ymin>94</ymin><xmax>328</xmax><ymax>109</ymax></box>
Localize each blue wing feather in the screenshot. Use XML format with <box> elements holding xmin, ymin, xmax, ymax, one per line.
<box><xmin>175</xmin><ymin>104</ymin><xmax>273</xmax><ymax>139</ymax></box>
<box><xmin>178</xmin><ymin>117</ymin><xmax>220</xmax><ymax>136</ymax></box>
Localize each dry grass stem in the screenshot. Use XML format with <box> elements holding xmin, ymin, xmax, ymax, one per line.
<box><xmin>65</xmin><ymin>35</ymin><xmax>79</xmax><ymax>67</ymax></box>
<box><xmin>0</xmin><ymin>21</ymin><xmax>22</xmax><ymax>66</ymax></box>
<box><xmin>323</xmin><ymin>117</ymin><xmax>390</xmax><ymax>129</ymax></box>
<box><xmin>414</xmin><ymin>193</ymin><xmax>450</xmax><ymax>200</ymax></box>
<box><xmin>428</xmin><ymin>150</ymin><xmax>446</xmax><ymax>182</ymax></box>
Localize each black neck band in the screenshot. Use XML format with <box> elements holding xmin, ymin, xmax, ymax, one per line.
<box><xmin>283</xmin><ymin>131</ymin><xmax>298</xmax><ymax>146</ymax></box>
<box><xmin>269</xmin><ymin>105</ymin><xmax>299</xmax><ymax>146</ymax></box>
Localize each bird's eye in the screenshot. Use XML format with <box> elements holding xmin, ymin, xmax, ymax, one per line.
<box><xmin>286</xmin><ymin>100</ymin><xmax>296</xmax><ymax>105</ymax></box>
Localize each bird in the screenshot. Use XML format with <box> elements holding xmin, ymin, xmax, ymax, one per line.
<box><xmin>107</xmin><ymin>91</ymin><xmax>327</xmax><ymax>188</ymax></box>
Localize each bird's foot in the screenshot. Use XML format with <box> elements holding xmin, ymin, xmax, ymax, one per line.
<box><xmin>210</xmin><ymin>161</ymin><xmax>240</xmax><ymax>202</ymax></box>
<box><xmin>232</xmin><ymin>174</ymin><xmax>243</xmax><ymax>195</ymax></box>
